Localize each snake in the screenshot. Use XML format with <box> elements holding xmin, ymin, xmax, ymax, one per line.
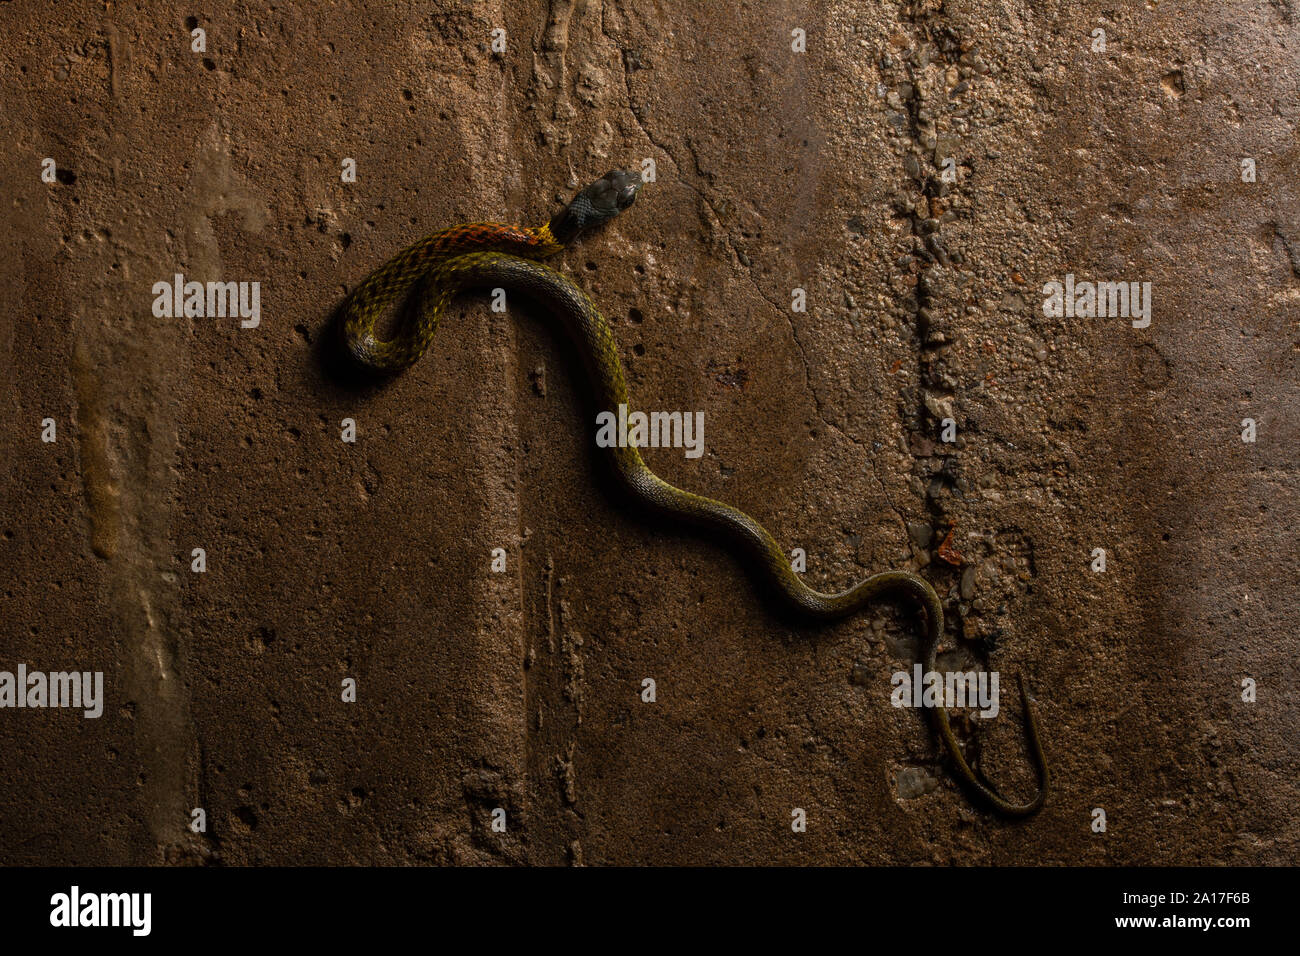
<box><xmin>339</xmin><ymin>170</ymin><xmax>1048</xmax><ymax>817</ymax></box>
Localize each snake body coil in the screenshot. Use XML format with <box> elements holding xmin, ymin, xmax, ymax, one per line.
<box><xmin>340</xmin><ymin>171</ymin><xmax>1047</xmax><ymax>817</ymax></box>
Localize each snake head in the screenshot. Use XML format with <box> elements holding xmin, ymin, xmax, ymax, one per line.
<box><xmin>589</xmin><ymin>169</ymin><xmax>642</xmax><ymax>215</ymax></box>
<box><xmin>549</xmin><ymin>170</ymin><xmax>642</xmax><ymax>243</ymax></box>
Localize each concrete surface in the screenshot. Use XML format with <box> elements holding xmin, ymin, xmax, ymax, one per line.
<box><xmin>0</xmin><ymin>0</ymin><xmax>1296</xmax><ymax>865</ymax></box>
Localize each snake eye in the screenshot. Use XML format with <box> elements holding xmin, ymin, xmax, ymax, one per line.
<box><xmin>608</xmin><ymin>170</ymin><xmax>641</xmax><ymax>209</ymax></box>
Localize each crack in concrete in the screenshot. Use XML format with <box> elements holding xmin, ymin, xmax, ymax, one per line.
<box><xmin>1269</xmin><ymin>221</ymin><xmax>1300</xmax><ymax>277</ymax></box>
<box><xmin>891</xmin><ymin>2</ymin><xmax>965</xmax><ymax>584</ymax></box>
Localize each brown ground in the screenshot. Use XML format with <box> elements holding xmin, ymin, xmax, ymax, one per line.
<box><xmin>0</xmin><ymin>0</ymin><xmax>1296</xmax><ymax>865</ymax></box>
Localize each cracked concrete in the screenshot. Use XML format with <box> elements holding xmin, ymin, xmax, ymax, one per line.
<box><xmin>0</xmin><ymin>0</ymin><xmax>1296</xmax><ymax>865</ymax></box>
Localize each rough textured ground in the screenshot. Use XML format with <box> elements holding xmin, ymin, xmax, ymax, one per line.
<box><xmin>1</xmin><ymin>0</ymin><xmax>1296</xmax><ymax>865</ymax></box>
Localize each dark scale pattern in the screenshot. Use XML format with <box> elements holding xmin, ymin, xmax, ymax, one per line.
<box><xmin>341</xmin><ymin>220</ymin><xmax>561</xmax><ymax>369</ymax></box>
